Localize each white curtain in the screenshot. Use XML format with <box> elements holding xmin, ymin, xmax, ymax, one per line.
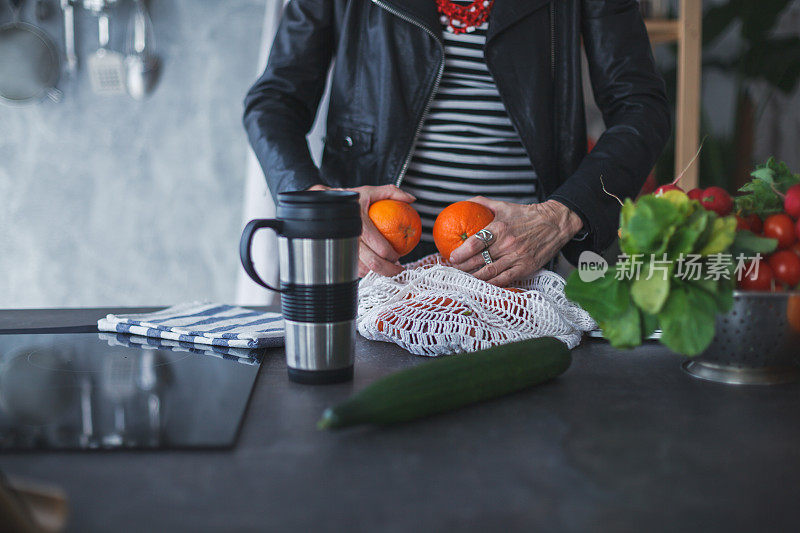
<box><xmin>236</xmin><ymin>0</ymin><xmax>331</xmax><ymax>305</ymax></box>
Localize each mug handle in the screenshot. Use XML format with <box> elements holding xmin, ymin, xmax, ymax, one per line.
<box><xmin>239</xmin><ymin>219</ymin><xmax>284</xmax><ymax>293</ymax></box>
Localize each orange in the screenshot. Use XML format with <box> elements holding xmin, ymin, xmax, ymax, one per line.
<box><xmin>368</xmin><ymin>199</ymin><xmax>422</xmax><ymax>257</ymax></box>
<box><xmin>375</xmin><ymin>294</ymin><xmax>476</xmax><ymax>336</ymax></box>
<box><xmin>432</xmin><ymin>201</ymin><xmax>495</xmax><ymax>259</ymax></box>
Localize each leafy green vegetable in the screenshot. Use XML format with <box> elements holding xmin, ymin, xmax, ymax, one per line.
<box><xmin>712</xmin><ymin>277</ymin><xmax>736</xmax><ymax>314</ymax></box>
<box><xmin>735</xmin><ymin>157</ymin><xmax>800</xmax><ymax>217</ymax></box>
<box><xmin>619</xmin><ymin>196</ymin><xmax>683</xmax><ymax>256</ymax></box>
<box><xmin>564</xmin><ymin>266</ymin><xmax>630</xmax><ymax>319</ymax></box>
<box><xmin>668</xmin><ymin>208</ymin><xmax>710</xmax><ymax>258</ymax></box>
<box><xmin>565</xmin><ymin>268</ymin><xmax>642</xmax><ymax>349</ymax></box>
<box><xmin>566</xmin><ymin>191</ymin><xmax>740</xmax><ymax>357</ymax></box>
<box><xmin>598</xmin><ymin>304</ymin><xmax>642</xmax><ymax>349</ymax></box>
<box><xmin>641</xmin><ymin>312</ymin><xmax>659</xmax><ymax>340</ymax></box>
<box><xmin>572</xmin><ymin>159</ymin><xmax>796</xmax><ymax>355</ymax></box>
<box><xmin>631</xmin><ymin>263</ymin><xmax>671</xmax><ymax>315</ymax></box>
<box><xmin>697</xmin><ymin>217</ymin><xmax>738</xmax><ymax>256</ymax></box>
<box><xmin>658</xmin><ymin>284</ymin><xmax>718</xmax><ymax>356</ymax></box>
<box><xmin>730</xmin><ymin>229</ymin><xmax>778</xmax><ymax>257</ymax></box>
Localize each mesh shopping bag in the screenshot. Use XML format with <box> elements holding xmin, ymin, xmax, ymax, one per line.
<box><xmin>357</xmin><ymin>254</ymin><xmax>597</xmax><ymax>356</ymax></box>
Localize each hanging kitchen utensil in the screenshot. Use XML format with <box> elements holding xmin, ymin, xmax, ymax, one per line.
<box><xmin>35</xmin><ymin>0</ymin><xmax>53</xmax><ymax>20</ymax></box>
<box><xmin>87</xmin><ymin>6</ymin><xmax>125</xmax><ymax>95</ymax></box>
<box><xmin>60</xmin><ymin>0</ymin><xmax>77</xmax><ymax>74</ymax></box>
<box><xmin>0</xmin><ymin>0</ymin><xmax>62</xmax><ymax>106</ymax></box>
<box><xmin>81</xmin><ymin>0</ymin><xmax>116</xmax><ymax>12</ymax></box>
<box><xmin>125</xmin><ymin>0</ymin><xmax>159</xmax><ymax>100</ymax></box>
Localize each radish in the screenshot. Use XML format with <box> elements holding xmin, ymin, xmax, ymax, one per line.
<box><xmin>654</xmin><ymin>184</ymin><xmax>683</xmax><ymax>196</ymax></box>
<box><xmin>687</xmin><ymin>188</ymin><xmax>704</xmax><ymax>201</ymax></box>
<box><xmin>700</xmin><ymin>186</ymin><xmax>733</xmax><ymax>216</ymax></box>
<box><xmin>784</xmin><ymin>184</ymin><xmax>800</xmax><ymax>219</ymax></box>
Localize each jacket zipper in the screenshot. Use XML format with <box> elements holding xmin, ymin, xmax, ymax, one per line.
<box><xmin>550</xmin><ymin>2</ymin><xmax>555</xmax><ymax>79</ymax></box>
<box><xmin>370</xmin><ymin>0</ymin><xmax>445</xmax><ymax>188</ymax></box>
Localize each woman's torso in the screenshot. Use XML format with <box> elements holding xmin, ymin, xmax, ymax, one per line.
<box><xmin>400</xmin><ymin>2</ymin><xmax>539</xmax><ymax>242</ymax></box>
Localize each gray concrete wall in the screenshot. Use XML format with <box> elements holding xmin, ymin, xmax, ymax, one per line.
<box><xmin>0</xmin><ymin>0</ymin><xmax>265</xmax><ymax>308</ymax></box>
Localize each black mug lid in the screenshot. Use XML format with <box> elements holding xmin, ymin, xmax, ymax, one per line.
<box><xmin>278</xmin><ymin>190</ymin><xmax>359</xmax><ymax>205</ymax></box>
<box><xmin>276</xmin><ymin>190</ymin><xmax>361</xmax><ymax>239</ymax></box>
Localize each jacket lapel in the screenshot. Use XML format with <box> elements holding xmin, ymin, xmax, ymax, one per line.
<box><xmin>374</xmin><ymin>0</ymin><xmax>553</xmax><ymax>41</ymax></box>
<box><xmin>487</xmin><ymin>0</ymin><xmax>553</xmax><ymax>42</ymax></box>
<box><xmin>371</xmin><ymin>0</ymin><xmax>441</xmax><ymax>37</ymax></box>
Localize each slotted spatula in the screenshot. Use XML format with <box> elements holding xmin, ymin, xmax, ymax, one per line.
<box><xmin>87</xmin><ymin>9</ymin><xmax>125</xmax><ymax>95</ymax></box>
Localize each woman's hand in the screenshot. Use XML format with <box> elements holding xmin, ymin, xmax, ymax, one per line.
<box><xmin>308</xmin><ymin>184</ymin><xmax>415</xmax><ymax>277</ymax></box>
<box><xmin>448</xmin><ymin>197</ymin><xmax>584</xmax><ymax>286</ymax></box>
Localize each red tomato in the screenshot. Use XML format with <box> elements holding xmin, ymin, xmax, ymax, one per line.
<box><xmin>768</xmin><ymin>251</ymin><xmax>800</xmax><ymax>288</ymax></box>
<box><xmin>746</xmin><ymin>214</ymin><xmax>763</xmax><ymax>234</ymax></box>
<box><xmin>763</xmin><ymin>214</ymin><xmax>797</xmax><ymax>249</ymax></box>
<box><xmin>735</xmin><ymin>215</ymin><xmax>751</xmax><ymax>231</ymax></box>
<box><xmin>796</xmin><ymin>217</ymin><xmax>800</xmax><ymax>241</ymax></box>
<box><xmin>790</xmin><ymin>242</ymin><xmax>800</xmax><ymax>258</ymax></box>
<box><xmin>737</xmin><ymin>260</ymin><xmax>774</xmax><ymax>291</ymax></box>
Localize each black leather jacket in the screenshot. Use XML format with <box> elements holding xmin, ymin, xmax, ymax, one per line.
<box><xmin>244</xmin><ymin>0</ymin><xmax>671</xmax><ymax>264</ymax></box>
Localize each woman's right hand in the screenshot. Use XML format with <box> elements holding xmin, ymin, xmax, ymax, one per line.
<box><xmin>308</xmin><ymin>184</ymin><xmax>415</xmax><ymax>277</ymax></box>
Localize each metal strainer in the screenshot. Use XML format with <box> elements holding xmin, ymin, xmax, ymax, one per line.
<box><xmin>0</xmin><ymin>0</ymin><xmax>61</xmax><ymax>105</ymax></box>
<box><xmin>683</xmin><ymin>292</ymin><xmax>800</xmax><ymax>385</ymax></box>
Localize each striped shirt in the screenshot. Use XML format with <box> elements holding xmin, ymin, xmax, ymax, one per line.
<box><xmin>401</xmin><ymin>9</ymin><xmax>539</xmax><ymax>242</ymax></box>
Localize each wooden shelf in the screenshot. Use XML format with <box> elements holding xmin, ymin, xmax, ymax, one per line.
<box><xmin>643</xmin><ymin>1</ymin><xmax>702</xmax><ymax>189</ymax></box>
<box><xmin>645</xmin><ymin>19</ymin><xmax>680</xmax><ymax>44</ymax></box>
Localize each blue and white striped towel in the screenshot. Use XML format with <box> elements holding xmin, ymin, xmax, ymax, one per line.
<box><xmin>98</xmin><ymin>333</ymin><xmax>264</xmax><ymax>366</ymax></box>
<box><xmin>97</xmin><ymin>302</ymin><xmax>284</xmax><ymax>349</ymax></box>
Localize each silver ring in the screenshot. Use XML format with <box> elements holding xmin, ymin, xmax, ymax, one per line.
<box><xmin>474</xmin><ymin>228</ymin><xmax>495</xmax><ymax>248</ymax></box>
<box><xmin>482</xmin><ymin>249</ymin><xmax>493</xmax><ymax>265</ymax></box>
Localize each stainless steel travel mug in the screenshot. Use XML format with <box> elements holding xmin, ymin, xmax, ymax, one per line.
<box><xmin>239</xmin><ymin>190</ymin><xmax>361</xmax><ymax>384</ymax></box>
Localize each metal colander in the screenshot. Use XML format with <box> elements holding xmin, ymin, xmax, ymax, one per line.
<box><xmin>683</xmin><ymin>292</ymin><xmax>800</xmax><ymax>385</ymax></box>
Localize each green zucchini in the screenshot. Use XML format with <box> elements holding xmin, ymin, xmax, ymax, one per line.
<box><xmin>317</xmin><ymin>337</ymin><xmax>571</xmax><ymax>429</ymax></box>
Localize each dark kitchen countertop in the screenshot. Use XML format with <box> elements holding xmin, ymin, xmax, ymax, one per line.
<box><xmin>1</xmin><ymin>308</ymin><xmax>799</xmax><ymax>532</ymax></box>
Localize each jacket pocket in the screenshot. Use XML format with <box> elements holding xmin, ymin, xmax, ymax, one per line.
<box><xmin>325</xmin><ymin>122</ymin><xmax>374</xmax><ymax>157</ymax></box>
<box><xmin>321</xmin><ymin>121</ymin><xmax>377</xmax><ymax>188</ymax></box>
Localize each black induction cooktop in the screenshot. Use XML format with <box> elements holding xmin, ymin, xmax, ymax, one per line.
<box><xmin>0</xmin><ymin>332</ymin><xmax>265</xmax><ymax>451</ymax></box>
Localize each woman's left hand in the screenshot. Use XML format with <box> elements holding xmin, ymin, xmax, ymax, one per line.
<box><xmin>448</xmin><ymin>197</ymin><xmax>584</xmax><ymax>286</ymax></box>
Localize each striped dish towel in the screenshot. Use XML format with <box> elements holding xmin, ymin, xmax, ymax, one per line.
<box><xmin>98</xmin><ymin>333</ymin><xmax>264</xmax><ymax>365</ymax></box>
<box><xmin>97</xmin><ymin>302</ymin><xmax>284</xmax><ymax>349</ymax></box>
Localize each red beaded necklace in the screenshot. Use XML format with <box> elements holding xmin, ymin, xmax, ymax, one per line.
<box><xmin>435</xmin><ymin>0</ymin><xmax>496</xmax><ymax>34</ymax></box>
